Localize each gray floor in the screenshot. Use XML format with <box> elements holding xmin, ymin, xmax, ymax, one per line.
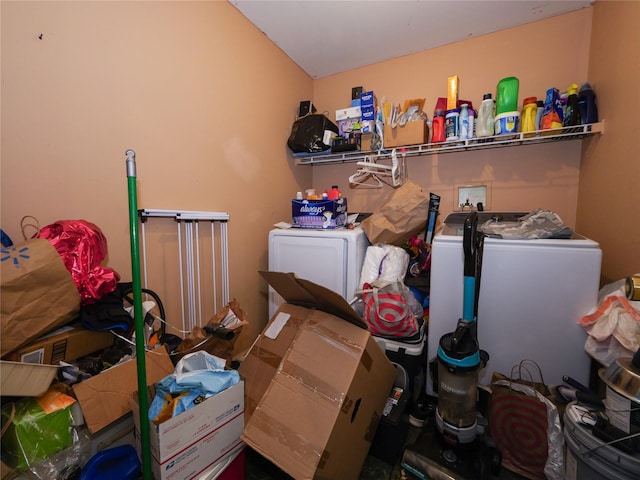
<box><xmin>244</xmin><ymin>417</ymin><xmax>527</xmax><ymax>480</ymax></box>
<box><xmin>244</xmin><ymin>427</ymin><xmax>413</xmax><ymax>480</ymax></box>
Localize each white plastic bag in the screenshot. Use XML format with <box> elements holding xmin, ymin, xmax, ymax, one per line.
<box><xmin>358</xmin><ymin>244</ymin><xmax>409</xmax><ymax>288</ymax></box>
<box><xmin>579</xmin><ymin>276</ymin><xmax>640</xmax><ymax>367</ymax></box>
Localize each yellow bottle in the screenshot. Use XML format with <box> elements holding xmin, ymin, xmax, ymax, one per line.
<box><xmin>521</xmin><ymin>97</ymin><xmax>538</xmax><ymax>137</ymax></box>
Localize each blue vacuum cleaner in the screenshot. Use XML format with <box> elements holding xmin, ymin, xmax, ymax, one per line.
<box><xmin>435</xmin><ymin>211</ymin><xmax>489</xmax><ymax>446</ymax></box>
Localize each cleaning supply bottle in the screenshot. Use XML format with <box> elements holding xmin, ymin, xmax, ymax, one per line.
<box><xmin>495</xmin><ymin>77</ymin><xmax>519</xmax><ymax>116</ymax></box>
<box><xmin>432</xmin><ymin>109</ymin><xmax>446</xmax><ymax>143</ymax></box>
<box><xmin>541</xmin><ymin>87</ymin><xmax>563</xmax><ymax>132</ymax></box>
<box><xmin>445</xmin><ymin>109</ymin><xmax>460</xmax><ymax>142</ymax></box>
<box><xmin>432</xmin><ymin>97</ymin><xmax>447</xmax><ymax>143</ymax></box>
<box><xmin>563</xmin><ymin>84</ymin><xmax>581</xmax><ymax>127</ymax></box>
<box><xmin>560</xmin><ymin>93</ymin><xmax>568</xmax><ymax>123</ymax></box>
<box><xmin>459</xmin><ymin>104</ymin><xmax>470</xmax><ymax>141</ymax></box>
<box><xmin>476</xmin><ymin>93</ymin><xmax>495</xmax><ymax>138</ymax></box>
<box><xmin>577</xmin><ymin>82</ymin><xmax>598</xmax><ymax>124</ymax></box>
<box><xmin>535</xmin><ymin>100</ymin><xmax>544</xmax><ymax>132</ymax></box>
<box><xmin>328</xmin><ymin>185</ymin><xmax>341</xmax><ymax>200</ymax></box>
<box><xmin>468</xmin><ymin>106</ymin><xmax>475</xmax><ymax>139</ymax></box>
<box><xmin>520</xmin><ymin>97</ymin><xmax>538</xmax><ymax>136</ymax></box>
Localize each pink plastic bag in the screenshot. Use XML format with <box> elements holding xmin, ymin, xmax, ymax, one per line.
<box><xmin>37</xmin><ymin>220</ymin><xmax>120</xmax><ymax>305</ymax></box>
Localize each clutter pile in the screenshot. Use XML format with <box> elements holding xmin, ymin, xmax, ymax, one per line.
<box><xmin>1</xmin><ymin>219</ymin><xmax>247</xmax><ymax>480</ymax></box>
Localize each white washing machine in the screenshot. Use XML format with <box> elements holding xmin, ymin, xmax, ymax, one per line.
<box><xmin>426</xmin><ymin>212</ymin><xmax>602</xmax><ymax>395</ymax></box>
<box><xmin>268</xmin><ymin>227</ymin><xmax>369</xmax><ymax>318</ymax></box>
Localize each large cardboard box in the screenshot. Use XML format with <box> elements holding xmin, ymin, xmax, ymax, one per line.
<box><xmin>3</xmin><ymin>323</ymin><xmax>114</xmax><ymax>364</ymax></box>
<box><xmin>73</xmin><ymin>346</ymin><xmax>174</xmax><ymax>434</ymax></box>
<box><xmin>383</xmin><ymin>120</ymin><xmax>429</xmax><ymax>148</ymax></box>
<box><xmin>240</xmin><ymin>272</ymin><xmax>396</xmax><ymax>480</ymax></box>
<box><xmin>132</xmin><ymin>381</ymin><xmax>244</xmax><ymax>480</ymax></box>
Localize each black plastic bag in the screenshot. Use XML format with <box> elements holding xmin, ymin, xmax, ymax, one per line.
<box><xmin>287</xmin><ymin>114</ymin><xmax>338</xmax><ymax>153</ymax></box>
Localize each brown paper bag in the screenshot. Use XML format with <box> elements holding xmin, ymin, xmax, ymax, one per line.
<box><xmin>1</xmin><ymin>238</ymin><xmax>81</xmax><ymax>357</ymax></box>
<box><xmin>361</xmin><ymin>180</ymin><xmax>431</xmax><ymax>245</ymax></box>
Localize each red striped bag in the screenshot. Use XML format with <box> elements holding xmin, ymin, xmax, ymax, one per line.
<box><xmin>361</xmin><ymin>282</ymin><xmax>419</xmax><ymax>338</ymax></box>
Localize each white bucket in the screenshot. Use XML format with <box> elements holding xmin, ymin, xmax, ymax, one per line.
<box><xmin>564</xmin><ymin>403</ymin><xmax>640</xmax><ymax>480</ymax></box>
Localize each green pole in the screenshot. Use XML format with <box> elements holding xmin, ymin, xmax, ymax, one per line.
<box><xmin>125</xmin><ymin>149</ymin><xmax>152</xmax><ymax>479</ymax></box>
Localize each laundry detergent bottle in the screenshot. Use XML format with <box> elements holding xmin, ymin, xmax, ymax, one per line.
<box><xmin>578</xmin><ymin>82</ymin><xmax>599</xmax><ymax>124</ymax></box>
<box><xmin>521</xmin><ymin>96</ymin><xmax>538</xmax><ymax>136</ymax></box>
<box><xmin>476</xmin><ymin>93</ymin><xmax>495</xmax><ymax>138</ymax></box>
<box><xmin>495</xmin><ymin>77</ymin><xmax>519</xmax><ymax>116</ymax></box>
<box><xmin>563</xmin><ymin>83</ymin><xmax>581</xmax><ymax>127</ymax></box>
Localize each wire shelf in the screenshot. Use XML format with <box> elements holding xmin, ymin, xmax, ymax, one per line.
<box><xmin>294</xmin><ymin>121</ymin><xmax>604</xmax><ymax>166</ymax></box>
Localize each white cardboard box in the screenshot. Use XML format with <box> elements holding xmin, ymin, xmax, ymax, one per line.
<box><xmin>132</xmin><ymin>381</ymin><xmax>244</xmax><ymax>480</ymax></box>
<box><xmin>336</xmin><ymin>105</ymin><xmax>362</xmax><ymax>120</ymax></box>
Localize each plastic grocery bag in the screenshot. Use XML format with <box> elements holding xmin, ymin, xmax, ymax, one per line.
<box><xmin>359</xmin><ymin>244</ymin><xmax>410</xmax><ymax>287</ymax></box>
<box><xmin>579</xmin><ymin>276</ymin><xmax>640</xmax><ymax>367</ymax></box>
<box><xmin>148</xmin><ymin>351</ymin><xmax>240</xmax><ymax>424</ymax></box>
<box><xmin>1</xmin><ymin>390</ymin><xmax>77</xmax><ymax>473</ymax></box>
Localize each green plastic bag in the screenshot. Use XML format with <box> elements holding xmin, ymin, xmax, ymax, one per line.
<box><xmin>1</xmin><ymin>391</ymin><xmax>75</xmax><ymax>472</ymax></box>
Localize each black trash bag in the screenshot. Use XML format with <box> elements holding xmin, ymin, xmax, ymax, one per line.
<box><xmin>287</xmin><ymin>114</ymin><xmax>338</xmax><ymax>153</ymax></box>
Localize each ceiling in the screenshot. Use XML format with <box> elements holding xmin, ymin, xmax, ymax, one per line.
<box><xmin>230</xmin><ymin>0</ymin><xmax>593</xmax><ymax>79</ymax></box>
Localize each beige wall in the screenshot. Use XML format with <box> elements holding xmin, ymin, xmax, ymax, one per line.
<box><xmin>576</xmin><ymin>1</ymin><xmax>640</xmax><ymax>283</ymax></box>
<box><xmin>2</xmin><ymin>2</ymin><xmax>638</xmax><ymax>349</ymax></box>
<box><xmin>312</xmin><ymin>8</ymin><xmax>593</xmax><ymax>228</ymax></box>
<box><xmin>1</xmin><ymin>1</ymin><xmax>313</xmax><ymax>348</ymax></box>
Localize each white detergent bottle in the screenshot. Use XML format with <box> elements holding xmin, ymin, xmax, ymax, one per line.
<box><xmin>477</xmin><ymin>93</ymin><xmax>495</xmax><ymax>138</ymax></box>
<box><xmin>459</xmin><ymin>104</ymin><xmax>469</xmax><ymax>140</ymax></box>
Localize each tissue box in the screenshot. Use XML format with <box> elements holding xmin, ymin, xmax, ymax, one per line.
<box><xmin>292</xmin><ymin>198</ymin><xmax>347</xmax><ymax>229</ymax></box>
<box><xmin>336</xmin><ymin>106</ymin><xmax>362</xmax><ymax>121</ymax></box>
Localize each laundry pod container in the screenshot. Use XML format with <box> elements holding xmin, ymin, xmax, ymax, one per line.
<box><xmin>563</xmin><ymin>403</ymin><xmax>640</xmax><ymax>480</ymax></box>
<box><xmin>494</xmin><ymin>111</ymin><xmax>519</xmax><ymax>137</ymax></box>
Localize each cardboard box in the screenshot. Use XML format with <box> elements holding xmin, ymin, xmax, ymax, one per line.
<box><xmin>4</xmin><ymin>324</ymin><xmax>114</xmax><ymax>364</ymax></box>
<box><xmin>335</xmin><ymin>106</ymin><xmax>361</xmax><ymax>121</ymax></box>
<box><xmin>73</xmin><ymin>346</ymin><xmax>174</xmax><ymax>434</ymax></box>
<box><xmin>338</xmin><ymin>118</ymin><xmax>361</xmax><ymax>137</ymax></box>
<box><xmin>360</xmin><ymin>120</ymin><xmax>374</xmax><ymax>134</ymax></box>
<box><xmin>132</xmin><ymin>381</ymin><xmax>244</xmax><ymax>480</ymax></box>
<box><xmin>291</xmin><ymin>198</ymin><xmax>348</xmax><ymax>229</ymax></box>
<box><xmin>360</xmin><ymin>91</ymin><xmax>376</xmax><ymax>108</ymax></box>
<box><xmin>0</xmin><ymin>360</ymin><xmax>59</xmax><ymax>397</ymax></box>
<box><xmin>240</xmin><ymin>272</ymin><xmax>396</xmax><ymax>480</ymax></box>
<box><xmin>383</xmin><ymin>120</ymin><xmax>429</xmax><ymax>148</ymax></box>
<box><xmin>361</xmin><ymin>106</ymin><xmax>375</xmax><ymax>121</ymax></box>
<box><xmin>360</xmin><ymin>132</ymin><xmax>373</xmax><ymax>151</ymax></box>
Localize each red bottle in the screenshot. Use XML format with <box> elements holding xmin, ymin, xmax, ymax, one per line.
<box><xmin>432</xmin><ymin>109</ymin><xmax>446</xmax><ymax>143</ymax></box>
<box><xmin>431</xmin><ymin>97</ymin><xmax>447</xmax><ymax>143</ymax></box>
<box><xmin>327</xmin><ymin>185</ymin><xmax>341</xmax><ymax>200</ymax></box>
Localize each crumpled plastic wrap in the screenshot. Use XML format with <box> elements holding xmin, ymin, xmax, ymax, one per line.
<box><xmin>37</xmin><ymin>220</ymin><xmax>120</xmax><ymax>305</ymax></box>
<box><xmin>479</xmin><ymin>209</ymin><xmax>573</xmax><ymax>239</ymax></box>
<box><xmin>579</xmin><ymin>275</ymin><xmax>640</xmax><ymax>367</ymax></box>
<box><xmin>1</xmin><ymin>390</ymin><xmax>88</xmax><ymax>479</ymax></box>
